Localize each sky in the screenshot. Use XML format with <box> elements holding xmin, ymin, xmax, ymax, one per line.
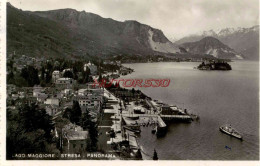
<box><xmin>7</xmin><ymin>0</ymin><xmax>259</xmax><ymax>40</ymax></box>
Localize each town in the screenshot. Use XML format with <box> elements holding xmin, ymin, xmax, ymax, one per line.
<box><xmin>7</xmin><ymin>52</ymin><xmax>198</xmax><ymax>160</ymax></box>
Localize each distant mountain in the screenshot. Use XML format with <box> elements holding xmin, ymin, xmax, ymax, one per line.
<box><xmin>7</xmin><ymin>2</ymin><xmax>180</xmax><ymax>59</ymax></box>
<box><xmin>175</xmin><ymin>26</ymin><xmax>259</xmax><ymax>60</ymax></box>
<box><xmin>181</xmin><ymin>37</ymin><xmax>243</xmax><ymax>59</ymax></box>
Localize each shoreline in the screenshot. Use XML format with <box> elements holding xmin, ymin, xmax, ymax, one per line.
<box><xmin>103</xmin><ymin>76</ymin><xmax>199</xmax><ymax>159</ymax></box>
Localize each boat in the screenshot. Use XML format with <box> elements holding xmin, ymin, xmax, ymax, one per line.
<box><xmin>219</xmin><ymin>124</ymin><xmax>243</xmax><ymax>140</ymax></box>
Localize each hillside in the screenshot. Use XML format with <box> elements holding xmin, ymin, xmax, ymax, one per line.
<box><xmin>7</xmin><ymin>2</ymin><xmax>180</xmax><ymax>59</ymax></box>
<box><xmin>7</xmin><ymin>3</ymin><xmax>74</xmax><ymax>58</ymax></box>
<box><xmin>33</xmin><ymin>9</ymin><xmax>180</xmax><ymax>56</ymax></box>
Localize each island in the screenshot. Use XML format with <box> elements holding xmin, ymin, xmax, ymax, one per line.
<box><xmin>197</xmin><ymin>60</ymin><xmax>232</xmax><ymax>70</ymax></box>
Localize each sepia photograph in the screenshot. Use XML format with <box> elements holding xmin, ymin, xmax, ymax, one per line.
<box><xmin>3</xmin><ymin>0</ymin><xmax>259</xmax><ymax>163</ymax></box>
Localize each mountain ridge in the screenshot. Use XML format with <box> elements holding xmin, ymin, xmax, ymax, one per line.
<box><xmin>181</xmin><ymin>37</ymin><xmax>243</xmax><ymax>59</ymax></box>
<box><xmin>32</xmin><ymin>8</ymin><xmax>180</xmax><ymax>54</ymax></box>
<box><xmin>7</xmin><ymin>2</ymin><xmax>181</xmax><ymax>59</ymax></box>
<box><xmin>175</xmin><ymin>26</ymin><xmax>259</xmax><ymax>60</ymax></box>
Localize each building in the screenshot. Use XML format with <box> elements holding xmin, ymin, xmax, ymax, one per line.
<box><xmin>11</xmin><ymin>94</ymin><xmax>19</xmax><ymax>100</ymax></box>
<box><xmin>103</xmin><ymin>60</ymin><xmax>115</xmax><ymax>65</ymax></box>
<box><xmin>55</xmin><ymin>78</ymin><xmax>74</xmax><ymax>88</ymax></box>
<box><xmin>7</xmin><ymin>84</ymin><xmax>16</xmax><ymax>96</ymax></box>
<box><xmin>78</xmin><ymin>89</ymin><xmax>88</xmax><ymax>96</ymax></box>
<box><xmin>133</xmin><ymin>106</ymin><xmax>145</xmax><ymax>114</ymax></box>
<box><xmin>52</xmin><ymin>70</ymin><xmax>61</xmax><ymax>83</ymax></box>
<box><xmin>160</xmin><ymin>104</ymin><xmax>180</xmax><ymax>115</ymax></box>
<box><xmin>78</xmin><ymin>95</ymin><xmax>102</xmax><ymax>108</ymax></box>
<box><xmin>158</xmin><ymin>57</ymin><xmax>164</xmax><ymax>61</ymax></box>
<box><xmin>17</xmin><ymin>91</ymin><xmax>25</xmax><ymax>98</ymax></box>
<box><xmin>33</xmin><ymin>86</ymin><xmax>44</xmax><ymax>97</ymax></box>
<box><xmin>119</xmin><ymin>67</ymin><xmax>133</xmax><ymax>75</ymax></box>
<box><xmin>45</xmin><ymin>105</ymin><xmax>60</xmax><ymax>116</ymax></box>
<box><xmin>78</xmin><ymin>86</ymin><xmax>103</xmax><ymax>96</ymax></box>
<box><xmin>77</xmin><ymin>93</ymin><xmax>103</xmax><ymax>115</ymax></box>
<box><xmin>63</xmin><ymin>89</ymin><xmax>73</xmax><ymax>96</ymax></box>
<box><xmin>36</xmin><ymin>93</ymin><xmax>48</xmax><ymax>103</ymax></box>
<box><xmin>62</xmin><ymin>123</ymin><xmax>89</xmax><ymax>154</ymax></box>
<box><xmin>44</xmin><ymin>98</ymin><xmax>59</xmax><ymax>106</ymax></box>
<box><xmin>84</xmin><ymin>62</ymin><xmax>97</xmax><ymax>75</ymax></box>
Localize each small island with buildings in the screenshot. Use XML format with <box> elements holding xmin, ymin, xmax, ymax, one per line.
<box><xmin>196</xmin><ymin>60</ymin><xmax>232</xmax><ymax>71</ymax></box>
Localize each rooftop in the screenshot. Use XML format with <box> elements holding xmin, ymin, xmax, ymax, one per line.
<box><xmin>66</xmin><ymin>130</ymin><xmax>88</xmax><ymax>141</ymax></box>
<box><xmin>57</xmin><ymin>77</ymin><xmax>73</xmax><ymax>81</ymax></box>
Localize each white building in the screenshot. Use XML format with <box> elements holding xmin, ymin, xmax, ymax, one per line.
<box><xmin>55</xmin><ymin>78</ymin><xmax>74</xmax><ymax>88</ymax></box>
<box><xmin>44</xmin><ymin>98</ymin><xmax>59</xmax><ymax>106</ymax></box>
<box><xmin>78</xmin><ymin>89</ymin><xmax>88</xmax><ymax>96</ymax></box>
<box><xmin>52</xmin><ymin>70</ymin><xmax>61</xmax><ymax>83</ymax></box>
<box><xmin>84</xmin><ymin>62</ymin><xmax>97</xmax><ymax>75</ymax></box>
<box><xmin>64</xmin><ymin>89</ymin><xmax>73</xmax><ymax>96</ymax></box>
<box><xmin>33</xmin><ymin>86</ymin><xmax>44</xmax><ymax>97</ymax></box>
<box><xmin>78</xmin><ymin>94</ymin><xmax>103</xmax><ymax>111</ymax></box>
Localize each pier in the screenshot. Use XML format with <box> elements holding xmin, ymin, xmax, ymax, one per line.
<box><xmin>121</xmin><ymin>113</ymin><xmax>192</xmax><ymax>135</ymax></box>
<box><xmin>161</xmin><ymin>114</ymin><xmax>192</xmax><ymax>121</ymax></box>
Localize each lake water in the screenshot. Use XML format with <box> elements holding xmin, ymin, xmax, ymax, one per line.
<box><xmin>120</xmin><ymin>61</ymin><xmax>259</xmax><ymax>160</ymax></box>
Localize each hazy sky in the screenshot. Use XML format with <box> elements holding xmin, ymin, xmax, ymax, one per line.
<box><xmin>8</xmin><ymin>0</ymin><xmax>259</xmax><ymax>39</ymax></box>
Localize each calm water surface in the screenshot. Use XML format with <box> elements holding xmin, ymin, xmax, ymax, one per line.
<box><xmin>120</xmin><ymin>61</ymin><xmax>259</xmax><ymax>160</ymax></box>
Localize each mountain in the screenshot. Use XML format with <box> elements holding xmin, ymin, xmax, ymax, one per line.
<box><xmin>175</xmin><ymin>26</ymin><xmax>259</xmax><ymax>60</ymax></box>
<box><xmin>7</xmin><ymin>3</ymin><xmax>74</xmax><ymax>58</ymax></box>
<box><xmin>7</xmin><ymin>2</ymin><xmax>180</xmax><ymax>59</ymax></box>
<box><xmin>181</xmin><ymin>37</ymin><xmax>243</xmax><ymax>59</ymax></box>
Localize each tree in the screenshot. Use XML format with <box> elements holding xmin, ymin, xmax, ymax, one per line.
<box><xmin>70</xmin><ymin>101</ymin><xmax>82</xmax><ymax>125</ymax></box>
<box><xmin>45</xmin><ymin>71</ymin><xmax>52</xmax><ymax>84</ymax></box>
<box><xmin>81</xmin><ymin>108</ymin><xmax>98</xmax><ymax>152</ymax></box>
<box><xmin>40</xmin><ymin>66</ymin><xmax>45</xmax><ymax>81</ymax></box>
<box><xmin>153</xmin><ymin>149</ymin><xmax>158</xmax><ymax>160</ymax></box>
<box><xmin>98</xmin><ymin>73</ymin><xmax>102</xmax><ymax>82</ymax></box>
<box><xmin>88</xmin><ymin>122</ymin><xmax>98</xmax><ymax>152</ymax></box>
<box><xmin>63</xmin><ymin>107</ymin><xmax>72</xmax><ymax>120</ymax></box>
<box><xmin>46</xmin><ymin>61</ymin><xmax>53</xmax><ymax>72</ymax></box>
<box><xmin>7</xmin><ymin>70</ymin><xmax>14</xmax><ymax>84</ymax></box>
<box><xmin>131</xmin><ymin>88</ymin><xmax>135</xmax><ymax>96</ymax></box>
<box><xmin>81</xmin><ymin>108</ymin><xmax>92</xmax><ymax>130</ymax></box>
<box><xmin>81</xmin><ymin>67</ymin><xmax>90</xmax><ymax>84</ymax></box>
<box><xmin>54</xmin><ymin>117</ymin><xmax>70</xmax><ymax>152</ymax></box>
<box><xmin>63</xmin><ymin>70</ymin><xmax>74</xmax><ymax>78</ymax></box>
<box><xmin>20</xmin><ymin>66</ymin><xmax>40</xmax><ymax>86</ymax></box>
<box><xmin>19</xmin><ymin>103</ymin><xmax>53</xmax><ymax>139</ymax></box>
<box><xmin>7</xmin><ymin>103</ymin><xmax>59</xmax><ymax>159</ymax></box>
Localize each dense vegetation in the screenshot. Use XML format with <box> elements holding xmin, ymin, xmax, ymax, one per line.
<box><xmin>7</xmin><ymin>4</ymin><xmax>74</xmax><ymax>58</ymax></box>
<box><xmin>7</xmin><ymin>103</ymin><xmax>60</xmax><ymax>159</ymax></box>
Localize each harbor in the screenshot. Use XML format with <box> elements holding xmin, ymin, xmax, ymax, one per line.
<box><xmin>99</xmin><ymin>86</ymin><xmax>199</xmax><ymax>159</ymax></box>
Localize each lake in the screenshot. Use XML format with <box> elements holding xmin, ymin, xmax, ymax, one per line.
<box><xmin>120</xmin><ymin>61</ymin><xmax>259</xmax><ymax>160</ymax></box>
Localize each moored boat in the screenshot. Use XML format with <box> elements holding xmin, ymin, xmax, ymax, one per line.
<box><xmin>219</xmin><ymin>124</ymin><xmax>243</xmax><ymax>140</ymax></box>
